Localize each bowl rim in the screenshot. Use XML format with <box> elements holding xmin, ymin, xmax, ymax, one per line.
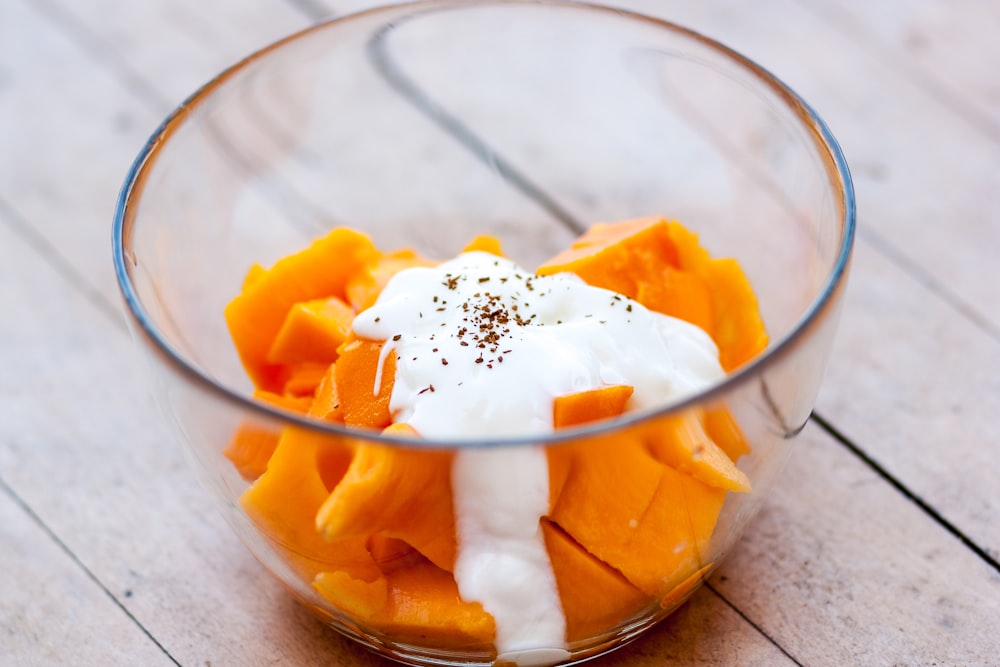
<box><xmin>112</xmin><ymin>0</ymin><xmax>856</xmax><ymax>449</ymax></box>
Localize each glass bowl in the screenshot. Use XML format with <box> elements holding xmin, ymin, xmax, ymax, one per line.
<box><xmin>113</xmin><ymin>2</ymin><xmax>854</xmax><ymax>665</ymax></box>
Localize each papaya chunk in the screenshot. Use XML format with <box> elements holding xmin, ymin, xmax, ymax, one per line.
<box><xmin>704</xmin><ymin>258</ymin><xmax>770</xmax><ymax>371</ymax></box>
<box><xmin>367</xmin><ymin>535</ymin><xmax>426</xmax><ymax>575</ymax></box>
<box><xmin>282</xmin><ymin>362</ymin><xmax>329</xmax><ymax>398</ymax></box>
<box><xmin>549</xmin><ymin>436</ymin><xmax>664</xmax><ymax>589</ymax></box>
<box><xmin>553</xmin><ymin>385</ymin><xmax>633</xmax><ymax>429</ymax></box>
<box><xmin>333</xmin><ymin>337</ymin><xmax>396</xmax><ymax>429</ymax></box>
<box><xmin>550</xmin><ymin>432</ymin><xmax>725</xmax><ymax>597</ymax></box>
<box><xmin>462</xmin><ymin>234</ymin><xmax>504</xmax><ymax>256</ymax></box>
<box><xmin>315</xmin><ymin>554</ymin><xmax>494</xmax><ymax>647</ymax></box>
<box><xmin>316</xmin><ymin>442</ymin><xmax>456</xmax><ymax>572</ymax></box>
<box><xmin>223</xmin><ymin>423</ymin><xmax>280</xmax><ymax>482</ymax></box>
<box><xmin>345</xmin><ymin>248</ymin><xmax>437</xmax><ymax>313</ymax></box>
<box><xmin>537</xmin><ymin>217</ymin><xmax>679</xmax><ymax>299</ymax></box>
<box><xmin>541</xmin><ymin>519</ymin><xmax>648</xmax><ymax>642</ymax></box>
<box><xmin>379</xmin><ymin>556</ymin><xmax>494</xmax><ymax>646</ymax></box>
<box><xmin>664</xmin><ymin>219</ymin><xmax>710</xmax><ymax>271</ymax></box>
<box><xmin>636</xmin><ymin>268</ymin><xmax>714</xmax><ymax>335</ymax></box>
<box><xmin>538</xmin><ymin>217</ymin><xmax>768</xmax><ymax>371</ymax></box>
<box><xmin>313</xmin><ymin>569</ymin><xmax>388</xmax><ymax>619</ymax></box>
<box><xmin>628</xmin><ymin>467</ymin><xmax>726</xmax><ymax>595</ymax></box>
<box><xmin>240</xmin><ymin>428</ymin><xmax>373</xmax><ymax>582</ymax></box>
<box><xmin>224</xmin><ymin>227</ymin><xmax>379</xmax><ymax>390</ymax></box>
<box><xmin>252</xmin><ymin>388</ymin><xmax>312</xmax><ymax>414</ymax></box>
<box><xmin>546</xmin><ymin>444</ymin><xmax>574</xmax><ymax>512</ymax></box>
<box><xmin>266</xmin><ymin>297</ymin><xmax>355</xmax><ymax>366</ymax></box>
<box><xmin>664</xmin><ymin>221</ymin><xmax>768</xmax><ymax>371</ymax></box>
<box><xmin>704</xmin><ymin>406</ymin><xmax>752</xmax><ymax>461</ymax></box>
<box><xmin>224</xmin><ymin>389</ymin><xmax>312</xmax><ymax>481</ymax></box>
<box><xmin>659</xmin><ymin>562</ymin><xmax>713</xmax><ymax>611</ymax></box>
<box><xmin>307</xmin><ymin>364</ymin><xmax>343</xmax><ymax>422</ymax></box>
<box><xmin>644</xmin><ymin>411</ymin><xmax>751</xmax><ymax>493</ymax></box>
<box><xmin>241</xmin><ymin>262</ymin><xmax>267</xmax><ymax>291</ymax></box>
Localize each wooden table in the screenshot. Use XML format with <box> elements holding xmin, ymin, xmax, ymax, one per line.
<box><xmin>2</xmin><ymin>1</ymin><xmax>998</xmax><ymax>664</ymax></box>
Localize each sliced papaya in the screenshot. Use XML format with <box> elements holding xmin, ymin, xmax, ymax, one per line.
<box><xmin>550</xmin><ymin>431</ymin><xmax>726</xmax><ymax>597</ymax></box>
<box><xmin>223</xmin><ymin>423</ymin><xmax>280</xmax><ymax>482</ymax></box>
<box><xmin>240</xmin><ymin>427</ymin><xmax>371</xmax><ymax>582</ymax></box>
<box><xmin>345</xmin><ymin>248</ymin><xmax>437</xmax><ymax>313</ymax></box>
<box><xmin>537</xmin><ymin>217</ymin><xmax>679</xmax><ymax>299</ymax></box>
<box><xmin>462</xmin><ymin>235</ymin><xmax>504</xmax><ymax>256</ymax></box>
<box><xmin>316</xmin><ymin>441</ymin><xmax>456</xmax><ymax>572</ymax></box>
<box><xmin>636</xmin><ymin>268</ymin><xmax>714</xmax><ymax>335</ymax></box>
<box><xmin>224</xmin><ymin>389</ymin><xmax>313</xmax><ymax>481</ymax></box>
<box><xmin>308</xmin><ymin>364</ymin><xmax>343</xmax><ymax>422</ymax></box>
<box><xmin>315</xmin><ymin>554</ymin><xmax>494</xmax><ymax>648</ymax></box>
<box><xmin>313</xmin><ymin>569</ymin><xmax>389</xmax><ymax>619</ymax></box>
<box><xmin>627</xmin><ymin>466</ymin><xmax>726</xmax><ymax>595</ymax></box>
<box><xmin>553</xmin><ymin>385</ymin><xmax>633</xmax><ymax>429</ymax></box>
<box><xmin>282</xmin><ymin>362</ymin><xmax>330</xmax><ymax>398</ymax></box>
<box><xmin>541</xmin><ymin>519</ymin><xmax>648</xmax><ymax>642</ymax></box>
<box><xmin>659</xmin><ymin>562</ymin><xmax>713</xmax><ymax>611</ymax></box>
<box><xmin>665</xmin><ymin>221</ymin><xmax>768</xmax><ymax>371</ymax></box>
<box><xmin>266</xmin><ymin>297</ymin><xmax>355</xmax><ymax>366</ymax></box>
<box><xmin>704</xmin><ymin>406</ymin><xmax>752</xmax><ymax>461</ymax></box>
<box><xmin>333</xmin><ymin>337</ymin><xmax>396</xmax><ymax>429</ymax></box>
<box><xmin>224</xmin><ymin>227</ymin><xmax>379</xmax><ymax>390</ymax></box>
<box><xmin>643</xmin><ymin>411</ymin><xmax>751</xmax><ymax>493</ymax></box>
<box><xmin>549</xmin><ymin>435</ymin><xmax>664</xmax><ymax>591</ymax></box>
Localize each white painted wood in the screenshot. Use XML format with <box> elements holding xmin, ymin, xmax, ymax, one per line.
<box><xmin>713</xmin><ymin>422</ymin><xmax>1000</xmax><ymax>666</ymax></box>
<box><xmin>0</xmin><ymin>489</ymin><xmax>175</xmax><ymax>666</ymax></box>
<box><xmin>818</xmin><ymin>237</ymin><xmax>1000</xmax><ymax>557</ymax></box>
<box><xmin>804</xmin><ymin>0</ymin><xmax>1000</xmax><ymax>136</ymax></box>
<box><xmin>30</xmin><ymin>0</ymin><xmax>312</xmax><ymax>108</ymax></box>
<box><xmin>3</xmin><ymin>0</ymin><xmax>1000</xmax><ymax>665</ymax></box>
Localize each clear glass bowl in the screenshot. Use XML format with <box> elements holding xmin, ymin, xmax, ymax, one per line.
<box><xmin>113</xmin><ymin>2</ymin><xmax>854</xmax><ymax>665</ymax></box>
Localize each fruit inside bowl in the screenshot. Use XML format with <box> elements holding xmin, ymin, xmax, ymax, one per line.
<box><xmin>112</xmin><ymin>2</ymin><xmax>854</xmax><ymax>665</ymax></box>
<box><xmin>222</xmin><ymin>217</ymin><xmax>763</xmax><ymax>662</ymax></box>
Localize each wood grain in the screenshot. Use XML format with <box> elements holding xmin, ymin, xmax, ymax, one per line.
<box><xmin>2</xmin><ymin>0</ymin><xmax>999</xmax><ymax>665</ymax></box>
<box><xmin>0</xmin><ymin>487</ymin><xmax>175</xmax><ymax>667</ymax></box>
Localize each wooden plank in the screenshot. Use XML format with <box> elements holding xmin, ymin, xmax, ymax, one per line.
<box><xmin>5</xmin><ymin>1</ymin><xmax>999</xmax><ymax>665</ymax></box>
<box><xmin>802</xmin><ymin>0</ymin><xmax>1000</xmax><ymax>137</ymax></box>
<box><xmin>28</xmin><ymin>0</ymin><xmax>312</xmax><ymax>108</ymax></box>
<box><xmin>0</xmin><ymin>0</ymin><xmax>186</xmax><ymax>308</ymax></box>
<box><xmin>0</xmin><ymin>487</ymin><xmax>175</xmax><ymax>666</ymax></box>
<box><xmin>817</xmin><ymin>235</ymin><xmax>1000</xmax><ymax>558</ymax></box>
<box><xmin>713</xmin><ymin>421</ymin><xmax>1000</xmax><ymax>665</ymax></box>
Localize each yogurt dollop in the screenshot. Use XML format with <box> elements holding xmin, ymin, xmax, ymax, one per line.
<box><xmin>352</xmin><ymin>252</ymin><xmax>724</xmax><ymax>439</ymax></box>
<box><xmin>351</xmin><ymin>252</ymin><xmax>725</xmax><ymax>662</ymax></box>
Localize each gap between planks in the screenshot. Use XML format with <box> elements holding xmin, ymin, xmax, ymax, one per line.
<box><xmin>797</xmin><ymin>0</ymin><xmax>1000</xmax><ymax>144</ymax></box>
<box><xmin>24</xmin><ymin>0</ymin><xmax>174</xmax><ymax>113</ymax></box>
<box><xmin>705</xmin><ymin>584</ymin><xmax>805</xmax><ymax>667</ymax></box>
<box><xmin>811</xmin><ymin>412</ymin><xmax>1000</xmax><ymax>573</ymax></box>
<box><xmin>0</xmin><ymin>475</ymin><xmax>182</xmax><ymax>667</ymax></box>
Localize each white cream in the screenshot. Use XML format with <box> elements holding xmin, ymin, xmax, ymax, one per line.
<box><xmin>351</xmin><ymin>252</ymin><xmax>725</xmax><ymax>663</ymax></box>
